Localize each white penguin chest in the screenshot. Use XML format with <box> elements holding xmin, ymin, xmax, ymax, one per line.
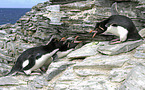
<box><xmin>57</xmin><ymin>49</ymin><xmax>74</xmax><ymax>58</ymax></box>
<box><xmin>22</xmin><ymin>48</ymin><xmax>59</xmax><ymax>74</ymax></box>
<box><xmin>105</xmin><ymin>25</ymin><xmax>128</xmax><ymax>41</ymax></box>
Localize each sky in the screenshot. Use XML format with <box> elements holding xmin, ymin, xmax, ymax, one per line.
<box><xmin>0</xmin><ymin>0</ymin><xmax>49</xmax><ymax>8</ymax></box>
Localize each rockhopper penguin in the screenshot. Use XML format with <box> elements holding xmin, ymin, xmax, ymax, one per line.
<box><xmin>40</xmin><ymin>37</ymin><xmax>82</xmax><ymax>71</ymax></box>
<box><xmin>52</xmin><ymin>36</ymin><xmax>82</xmax><ymax>62</ymax></box>
<box><xmin>90</xmin><ymin>3</ymin><xmax>143</xmax><ymax>44</ymax></box>
<box><xmin>5</xmin><ymin>36</ymin><xmax>81</xmax><ymax>76</ymax></box>
<box><xmin>5</xmin><ymin>37</ymin><xmax>64</xmax><ymax>76</ymax></box>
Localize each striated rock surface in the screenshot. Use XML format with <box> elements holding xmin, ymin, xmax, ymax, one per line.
<box><xmin>119</xmin><ymin>64</ymin><xmax>145</xmax><ymax>90</ymax></box>
<box><xmin>67</xmin><ymin>42</ymin><xmax>99</xmax><ymax>59</ymax></box>
<box><xmin>139</xmin><ymin>28</ymin><xmax>145</xmax><ymax>38</ymax></box>
<box><xmin>0</xmin><ymin>0</ymin><xmax>145</xmax><ymax>90</ymax></box>
<box><xmin>98</xmin><ymin>40</ymin><xmax>143</xmax><ymax>55</ymax></box>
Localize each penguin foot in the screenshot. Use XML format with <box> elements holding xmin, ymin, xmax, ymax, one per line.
<box><xmin>109</xmin><ymin>40</ymin><xmax>122</xmax><ymax>44</ymax></box>
<box><xmin>89</xmin><ymin>30</ymin><xmax>98</xmax><ymax>38</ymax></box>
<box><xmin>74</xmin><ymin>36</ymin><xmax>82</xmax><ymax>43</ymax></box>
<box><xmin>30</xmin><ymin>73</ymin><xmax>42</xmax><ymax>75</ymax></box>
<box><xmin>111</xmin><ymin>38</ymin><xmax>120</xmax><ymax>41</ymax></box>
<box><xmin>40</xmin><ymin>67</ymin><xmax>47</xmax><ymax>72</ymax></box>
<box><xmin>30</xmin><ymin>71</ymin><xmax>43</xmax><ymax>75</ymax></box>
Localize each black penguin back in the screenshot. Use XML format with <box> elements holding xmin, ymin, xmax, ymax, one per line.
<box><xmin>106</xmin><ymin>15</ymin><xmax>142</xmax><ymax>40</ymax></box>
<box><xmin>4</xmin><ymin>38</ymin><xmax>61</xmax><ymax>76</ymax></box>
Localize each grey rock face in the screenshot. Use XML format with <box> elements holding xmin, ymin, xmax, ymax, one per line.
<box><xmin>109</xmin><ymin>68</ymin><xmax>129</xmax><ymax>83</ymax></box>
<box><xmin>0</xmin><ymin>76</ymin><xmax>26</xmax><ymax>86</ymax></box>
<box><xmin>0</xmin><ymin>0</ymin><xmax>145</xmax><ymax>90</ymax></box>
<box><xmin>133</xmin><ymin>43</ymin><xmax>145</xmax><ymax>59</ymax></box>
<box><xmin>98</xmin><ymin>40</ymin><xmax>143</xmax><ymax>55</ymax></box>
<box><xmin>139</xmin><ymin>28</ymin><xmax>145</xmax><ymax>38</ymax></box>
<box><xmin>119</xmin><ymin>64</ymin><xmax>145</xmax><ymax>90</ymax></box>
<box><xmin>134</xmin><ymin>51</ymin><xmax>145</xmax><ymax>59</ymax></box>
<box><xmin>73</xmin><ymin>54</ymin><xmax>129</xmax><ymax>76</ymax></box>
<box><xmin>67</xmin><ymin>42</ymin><xmax>99</xmax><ymax>59</ymax></box>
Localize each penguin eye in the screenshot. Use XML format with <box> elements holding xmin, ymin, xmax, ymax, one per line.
<box><xmin>36</xmin><ymin>53</ymin><xmax>42</xmax><ymax>59</ymax></box>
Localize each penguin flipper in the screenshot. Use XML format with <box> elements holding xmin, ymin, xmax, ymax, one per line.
<box><xmin>52</xmin><ymin>53</ymin><xmax>59</xmax><ymax>62</ymax></box>
<box><xmin>23</xmin><ymin>55</ymin><xmax>35</xmax><ymax>70</ymax></box>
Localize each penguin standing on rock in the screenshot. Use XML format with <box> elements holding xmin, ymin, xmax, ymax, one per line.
<box><xmin>90</xmin><ymin>2</ymin><xmax>143</xmax><ymax>44</ymax></box>
<box><xmin>5</xmin><ymin>36</ymin><xmax>81</xmax><ymax>76</ymax></box>
<box><xmin>4</xmin><ymin>37</ymin><xmax>64</xmax><ymax>76</ymax></box>
<box><xmin>52</xmin><ymin>36</ymin><xmax>82</xmax><ymax>62</ymax></box>
<box><xmin>40</xmin><ymin>37</ymin><xmax>82</xmax><ymax>71</ymax></box>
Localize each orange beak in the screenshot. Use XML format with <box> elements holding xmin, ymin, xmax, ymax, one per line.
<box><xmin>92</xmin><ymin>32</ymin><xmax>97</xmax><ymax>38</ymax></box>
<box><xmin>90</xmin><ymin>30</ymin><xmax>98</xmax><ymax>38</ymax></box>
<box><xmin>89</xmin><ymin>30</ymin><xmax>93</xmax><ymax>33</ymax></box>
<box><xmin>74</xmin><ymin>41</ymin><xmax>82</xmax><ymax>43</ymax></box>
<box><xmin>61</xmin><ymin>37</ymin><xmax>66</xmax><ymax>41</ymax></box>
<box><xmin>75</xmin><ymin>36</ymin><xmax>79</xmax><ymax>41</ymax></box>
<box><xmin>74</xmin><ymin>36</ymin><xmax>82</xmax><ymax>43</ymax></box>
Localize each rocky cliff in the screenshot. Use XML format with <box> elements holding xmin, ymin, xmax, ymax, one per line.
<box><xmin>0</xmin><ymin>0</ymin><xmax>145</xmax><ymax>89</ymax></box>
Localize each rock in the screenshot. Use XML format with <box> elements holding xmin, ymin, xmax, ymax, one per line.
<box><xmin>73</xmin><ymin>54</ymin><xmax>129</xmax><ymax>73</ymax></box>
<box><xmin>133</xmin><ymin>43</ymin><xmax>145</xmax><ymax>59</ymax></box>
<box><xmin>97</xmin><ymin>40</ymin><xmax>143</xmax><ymax>55</ymax></box>
<box><xmin>43</xmin><ymin>5</ymin><xmax>64</xmax><ymax>25</ymax></box>
<box><xmin>45</xmin><ymin>61</ymin><xmax>75</xmax><ymax>81</ymax></box>
<box><xmin>0</xmin><ymin>23</ymin><xmax>12</xmax><ymax>30</ymax></box>
<box><xmin>136</xmin><ymin>43</ymin><xmax>145</xmax><ymax>51</ymax></box>
<box><xmin>0</xmin><ymin>30</ymin><xmax>7</xmax><ymax>35</ymax></box>
<box><xmin>119</xmin><ymin>64</ymin><xmax>145</xmax><ymax>90</ymax></box>
<box><xmin>19</xmin><ymin>17</ymin><xmax>30</xmax><ymax>22</ymax></box>
<box><xmin>45</xmin><ymin>5</ymin><xmax>60</xmax><ymax>12</ymax></box>
<box><xmin>58</xmin><ymin>67</ymin><xmax>77</xmax><ymax>81</ymax></box>
<box><xmin>30</xmin><ymin>82</ymin><xmax>43</xmax><ymax>89</ymax></box>
<box><xmin>74</xmin><ymin>69</ymin><xmax>107</xmax><ymax>77</ymax></box>
<box><xmin>30</xmin><ymin>16</ymin><xmax>38</xmax><ymax>22</ymax></box>
<box><xmin>67</xmin><ymin>42</ymin><xmax>99</xmax><ymax>59</ymax></box>
<box><xmin>133</xmin><ymin>51</ymin><xmax>145</xmax><ymax>59</ymax></box>
<box><xmin>0</xmin><ymin>0</ymin><xmax>145</xmax><ymax>89</ymax></box>
<box><xmin>0</xmin><ymin>63</ymin><xmax>11</xmax><ymax>76</ymax></box>
<box><xmin>33</xmin><ymin>76</ymin><xmax>49</xmax><ymax>87</ymax></box>
<box><xmin>55</xmin><ymin>70</ymin><xmax>119</xmax><ymax>90</ymax></box>
<box><xmin>60</xmin><ymin>1</ymin><xmax>95</xmax><ymax>11</ymax></box>
<box><xmin>109</xmin><ymin>68</ymin><xmax>129</xmax><ymax>83</ymax></box>
<box><xmin>0</xmin><ymin>76</ymin><xmax>27</xmax><ymax>86</ymax></box>
<box><xmin>139</xmin><ymin>28</ymin><xmax>145</xmax><ymax>38</ymax></box>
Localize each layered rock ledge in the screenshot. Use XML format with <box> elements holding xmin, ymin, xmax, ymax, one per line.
<box><xmin>0</xmin><ymin>0</ymin><xmax>145</xmax><ymax>90</ymax></box>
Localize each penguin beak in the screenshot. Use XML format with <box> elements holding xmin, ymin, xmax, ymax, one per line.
<box><xmin>74</xmin><ymin>36</ymin><xmax>82</xmax><ymax>43</ymax></box>
<box><xmin>75</xmin><ymin>36</ymin><xmax>79</xmax><ymax>40</ymax></box>
<box><xmin>61</xmin><ymin>37</ymin><xmax>66</xmax><ymax>41</ymax></box>
<box><xmin>99</xmin><ymin>26</ymin><xmax>104</xmax><ymax>31</ymax></box>
<box><xmin>89</xmin><ymin>29</ymin><xmax>98</xmax><ymax>38</ymax></box>
<box><xmin>89</xmin><ymin>30</ymin><xmax>93</xmax><ymax>33</ymax></box>
<box><xmin>92</xmin><ymin>31</ymin><xmax>98</xmax><ymax>38</ymax></box>
<box><xmin>74</xmin><ymin>41</ymin><xmax>82</xmax><ymax>43</ymax></box>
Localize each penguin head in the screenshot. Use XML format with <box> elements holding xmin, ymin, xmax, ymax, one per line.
<box><xmin>47</xmin><ymin>36</ymin><xmax>81</xmax><ymax>51</ymax></box>
<box><xmin>59</xmin><ymin>37</ymin><xmax>81</xmax><ymax>51</ymax></box>
<box><xmin>90</xmin><ymin>22</ymin><xmax>107</xmax><ymax>38</ymax></box>
<box><xmin>94</xmin><ymin>23</ymin><xmax>106</xmax><ymax>34</ymax></box>
<box><xmin>46</xmin><ymin>37</ymin><xmax>63</xmax><ymax>48</ymax></box>
<box><xmin>52</xmin><ymin>39</ymin><xmax>65</xmax><ymax>49</ymax></box>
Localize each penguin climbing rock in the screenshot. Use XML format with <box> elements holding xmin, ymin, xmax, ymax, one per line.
<box><xmin>90</xmin><ymin>3</ymin><xmax>143</xmax><ymax>44</ymax></box>
<box><xmin>5</xmin><ymin>37</ymin><xmax>63</xmax><ymax>76</ymax></box>
<box><xmin>52</xmin><ymin>37</ymin><xmax>82</xmax><ymax>62</ymax></box>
